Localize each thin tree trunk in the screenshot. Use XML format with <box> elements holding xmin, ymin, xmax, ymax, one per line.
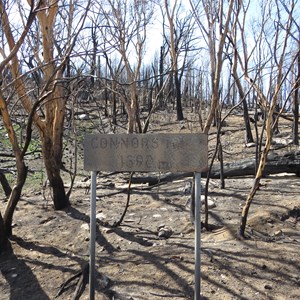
<box><xmin>159</xmin><ymin>46</ymin><xmax>164</xmax><ymax>109</ymax></box>
<box><xmin>42</xmin><ymin>137</ymin><xmax>70</xmax><ymax>210</ymax></box>
<box><xmin>231</xmin><ymin>47</ymin><xmax>254</xmax><ymax>143</ymax></box>
<box><xmin>218</xmin><ymin>143</ymin><xmax>225</xmax><ymax>189</ymax></box>
<box><xmin>293</xmin><ymin>48</ymin><xmax>299</xmax><ymax>145</ymax></box>
<box><xmin>0</xmin><ymin>211</ymin><xmax>8</xmax><ymax>252</ymax></box>
<box><xmin>239</xmin><ymin>99</ymin><xmax>276</xmax><ymax>237</ymax></box>
<box><xmin>112</xmin><ymin>81</ymin><xmax>117</xmax><ymax>126</ymax></box>
<box><xmin>175</xmin><ymin>72</ymin><xmax>184</xmax><ymax>121</ymax></box>
<box><xmin>238</xmin><ymin>121</ymin><xmax>272</xmax><ymax>237</ymax></box>
<box><xmin>0</xmin><ymin>171</ymin><xmax>12</xmax><ymax>197</ymax></box>
<box><xmin>0</xmin><ymin>89</ymin><xmax>30</xmax><ymax>241</ymax></box>
<box><xmin>148</xmin><ymin>87</ymin><xmax>153</xmax><ymax>113</ymax></box>
<box><xmin>3</xmin><ymin>160</ymin><xmax>27</xmax><ymax>236</ymax></box>
<box><xmin>242</xmin><ymin>99</ymin><xmax>254</xmax><ymax>143</ymax></box>
<box><xmin>238</xmin><ymin>177</ymin><xmax>260</xmax><ymax>237</ymax></box>
<box><xmin>127</xmin><ymin>106</ymin><xmax>136</xmax><ymax>133</ymax></box>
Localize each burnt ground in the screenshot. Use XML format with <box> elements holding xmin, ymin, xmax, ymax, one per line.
<box><xmin>0</xmin><ymin>111</ymin><xmax>300</xmax><ymax>300</ymax></box>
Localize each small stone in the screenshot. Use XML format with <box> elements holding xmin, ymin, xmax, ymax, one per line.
<box><xmin>183</xmin><ymin>181</ymin><xmax>192</xmax><ymax>194</ymax></box>
<box><xmin>153</xmin><ymin>214</ymin><xmax>162</xmax><ymax>218</ymax></box>
<box><xmin>157</xmin><ymin>224</ymin><xmax>165</xmax><ymax>230</ymax></box>
<box><xmin>207</xmin><ymin>199</ymin><xmax>216</xmax><ymax>208</ymax></box>
<box><xmin>80</xmin><ymin>223</ymin><xmax>89</xmax><ymax>231</ymax></box>
<box><xmin>246</xmin><ymin>142</ymin><xmax>256</xmax><ymax>148</ymax></box>
<box><xmin>273</xmin><ymin>230</ymin><xmax>282</xmax><ymax>236</ymax></box>
<box><xmin>200</xmin><ymin>196</ymin><xmax>216</xmax><ymax>208</ymax></box>
<box><xmin>96</xmin><ymin>212</ymin><xmax>107</xmax><ymax>221</ymax></box>
<box><xmin>158</xmin><ymin>226</ymin><xmax>173</xmax><ymax>239</ymax></box>
<box><xmin>78</xmin><ymin>113</ymin><xmax>89</xmax><ymax>120</ymax></box>
<box><xmin>264</xmin><ymin>284</ymin><xmax>272</xmax><ymax>290</ymax></box>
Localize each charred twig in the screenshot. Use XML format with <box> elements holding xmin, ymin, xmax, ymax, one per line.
<box><xmin>112</xmin><ymin>171</ymin><xmax>134</xmax><ymax>227</ymax></box>
<box><xmin>55</xmin><ymin>263</ymin><xmax>89</xmax><ymax>299</ymax></box>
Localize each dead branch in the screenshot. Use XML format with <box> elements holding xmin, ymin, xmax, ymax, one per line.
<box><xmin>55</xmin><ymin>263</ymin><xmax>89</xmax><ymax>300</ymax></box>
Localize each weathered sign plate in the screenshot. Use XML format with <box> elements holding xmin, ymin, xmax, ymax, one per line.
<box><xmin>84</xmin><ymin>133</ymin><xmax>208</xmax><ymax>172</ymax></box>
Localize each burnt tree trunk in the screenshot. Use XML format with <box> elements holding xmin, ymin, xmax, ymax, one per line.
<box><xmin>242</xmin><ymin>98</ymin><xmax>254</xmax><ymax>143</ymax></box>
<box><xmin>0</xmin><ymin>211</ymin><xmax>8</xmax><ymax>252</ymax></box>
<box><xmin>174</xmin><ymin>72</ymin><xmax>184</xmax><ymax>121</ymax></box>
<box><xmin>3</xmin><ymin>159</ymin><xmax>28</xmax><ymax>236</ymax></box>
<box><xmin>0</xmin><ymin>171</ymin><xmax>12</xmax><ymax>197</ymax></box>
<box><xmin>231</xmin><ymin>50</ymin><xmax>254</xmax><ymax>143</ymax></box>
<box><xmin>293</xmin><ymin>47</ymin><xmax>299</xmax><ymax>145</ymax></box>
<box><xmin>159</xmin><ymin>46</ymin><xmax>165</xmax><ymax>109</ymax></box>
<box><xmin>42</xmin><ymin>136</ymin><xmax>70</xmax><ymax>210</ymax></box>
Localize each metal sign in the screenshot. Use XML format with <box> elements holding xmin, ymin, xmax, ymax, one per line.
<box><xmin>84</xmin><ymin>133</ymin><xmax>208</xmax><ymax>300</ymax></box>
<box><xmin>84</xmin><ymin>133</ymin><xmax>207</xmax><ymax>172</ymax></box>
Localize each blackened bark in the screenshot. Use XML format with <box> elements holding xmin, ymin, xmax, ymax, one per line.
<box><xmin>242</xmin><ymin>98</ymin><xmax>254</xmax><ymax>143</ymax></box>
<box><xmin>52</xmin><ymin>176</ymin><xmax>69</xmax><ymax>210</ymax></box>
<box><xmin>0</xmin><ymin>211</ymin><xmax>8</xmax><ymax>253</ymax></box>
<box><xmin>42</xmin><ymin>138</ymin><xmax>70</xmax><ymax>210</ymax></box>
<box><xmin>231</xmin><ymin>46</ymin><xmax>254</xmax><ymax>143</ymax></box>
<box><xmin>0</xmin><ymin>171</ymin><xmax>12</xmax><ymax>197</ymax></box>
<box><xmin>234</xmin><ymin>72</ymin><xmax>254</xmax><ymax>143</ymax></box>
<box><xmin>159</xmin><ymin>46</ymin><xmax>165</xmax><ymax>109</ymax></box>
<box><xmin>293</xmin><ymin>49</ymin><xmax>299</xmax><ymax>145</ymax></box>
<box><xmin>3</xmin><ymin>161</ymin><xmax>27</xmax><ymax>236</ymax></box>
<box><xmin>174</xmin><ymin>73</ymin><xmax>184</xmax><ymax>121</ymax></box>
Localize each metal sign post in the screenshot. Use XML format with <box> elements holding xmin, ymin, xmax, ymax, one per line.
<box><xmin>84</xmin><ymin>133</ymin><xmax>207</xmax><ymax>300</ymax></box>
<box><xmin>194</xmin><ymin>172</ymin><xmax>201</xmax><ymax>300</ymax></box>
<box><xmin>89</xmin><ymin>171</ymin><xmax>97</xmax><ymax>300</ymax></box>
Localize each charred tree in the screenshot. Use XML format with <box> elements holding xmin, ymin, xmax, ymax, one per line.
<box><xmin>293</xmin><ymin>46</ymin><xmax>299</xmax><ymax>145</ymax></box>
<box><xmin>0</xmin><ymin>171</ymin><xmax>12</xmax><ymax>197</ymax></box>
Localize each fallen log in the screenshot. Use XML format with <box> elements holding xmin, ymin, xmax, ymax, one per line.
<box><xmin>215</xmin><ymin>151</ymin><xmax>300</xmax><ymax>178</ymax></box>
<box><xmin>130</xmin><ymin>151</ymin><xmax>300</xmax><ymax>185</ymax></box>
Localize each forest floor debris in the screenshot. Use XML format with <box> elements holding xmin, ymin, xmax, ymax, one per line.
<box><xmin>1</xmin><ymin>112</ymin><xmax>299</xmax><ymax>299</ymax></box>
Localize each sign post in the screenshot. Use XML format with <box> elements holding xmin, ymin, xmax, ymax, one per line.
<box><xmin>194</xmin><ymin>172</ymin><xmax>201</xmax><ymax>300</ymax></box>
<box><xmin>84</xmin><ymin>133</ymin><xmax>207</xmax><ymax>299</ymax></box>
<box><xmin>89</xmin><ymin>171</ymin><xmax>97</xmax><ymax>300</ymax></box>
